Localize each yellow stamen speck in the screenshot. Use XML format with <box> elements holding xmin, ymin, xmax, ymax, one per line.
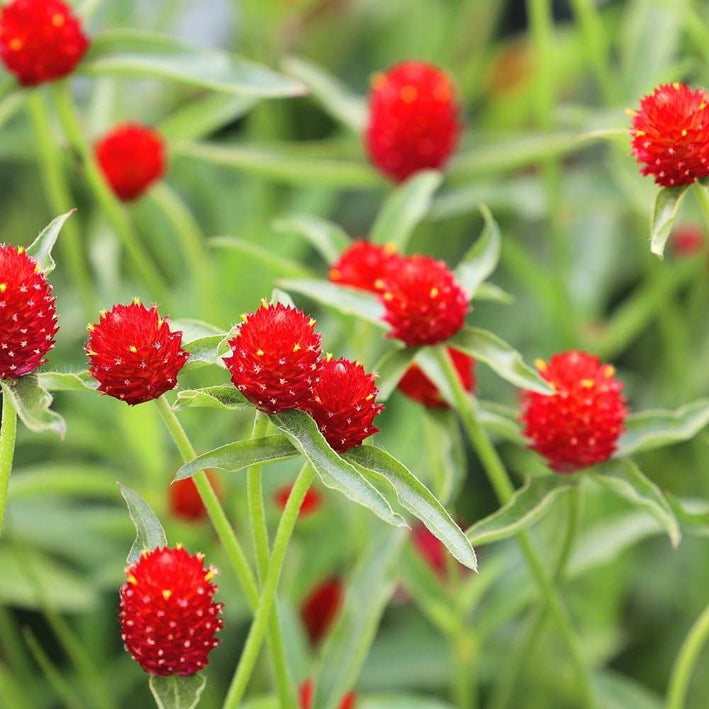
<box><xmin>400</xmin><ymin>85</ymin><xmax>418</xmax><ymax>103</ymax></box>
<box><xmin>261</xmin><ymin>297</ymin><xmax>270</xmax><ymax>308</ymax></box>
<box><xmin>129</xmin><ymin>345</ymin><xmax>137</xmax><ymax>353</ymax></box>
<box><xmin>673</xmin><ymin>82</ymin><xmax>680</xmax><ymax>90</ymax></box>
<box><xmin>87</xmin><ymin>323</ymin><xmax>94</xmax><ymax>331</ymax></box>
<box><xmin>0</xmin><ymin>283</ymin><xmax>6</xmax><ymax>293</ymax></box>
<box><xmin>293</xmin><ymin>343</ymin><xmax>301</xmax><ymax>352</ymax></box>
<box><xmin>682</xmin><ymin>129</ymin><xmax>688</xmax><ymax>137</ymax></box>
<box><xmin>204</xmin><ymin>570</ymin><xmax>215</xmax><ymax>582</ymax></box>
<box><xmin>256</xmin><ymin>348</ymin><xmax>264</xmax><ymax>357</ymax></box>
<box><xmin>625</xmin><ymin>108</ymin><xmax>637</xmax><ymax>117</ymax></box>
<box><xmin>240</xmin><ymin>313</ymin><xmax>248</xmax><ymax>323</ymax></box>
<box><xmin>370</xmin><ymin>72</ymin><xmax>387</xmax><ymax>90</ymax></box>
<box><xmin>177</xmin><ymin>543</ymin><xmax>184</xmax><ymax>550</ymax></box>
<box><xmin>157</xmin><ymin>318</ymin><xmax>164</xmax><ymax>328</ymax></box>
<box><xmin>52</xmin><ymin>14</ymin><xmax>65</xmax><ymax>27</ymax></box>
<box><xmin>384</xmin><ymin>242</ymin><xmax>397</xmax><ymax>254</ymax></box>
<box><xmin>581</xmin><ymin>379</ymin><xmax>594</xmax><ymax>389</ymax></box>
<box><xmin>100</xmin><ymin>309</ymin><xmax>107</xmax><ymax>317</ymax></box>
<box><xmin>383</xmin><ymin>292</ymin><xmax>393</xmax><ymax>301</ymax></box>
<box><xmin>534</xmin><ymin>358</ymin><xmax>547</xmax><ymax>371</ymax></box>
<box><xmin>128</xmin><ymin>574</ymin><xmax>138</xmax><ymax>585</ymax></box>
<box><xmin>9</xmin><ymin>38</ymin><xmax>22</xmax><ymax>51</ymax></box>
<box><xmin>133</xmin><ymin>296</ymin><xmax>141</xmax><ymax>305</ymax></box>
<box><xmin>87</xmin><ymin>349</ymin><xmax>98</xmax><ymax>356</ymax></box>
<box><xmin>604</xmin><ymin>365</ymin><xmax>616</xmax><ymax>378</ymax></box>
<box><xmin>700</xmin><ymin>102</ymin><xmax>707</xmax><ymax>110</ymax></box>
<box><xmin>635</xmin><ymin>130</ymin><xmax>646</xmax><ymax>137</ymax></box>
<box><xmin>430</xmin><ymin>287</ymin><xmax>439</xmax><ymax>298</ymax></box>
<box><xmin>162</xmin><ymin>590</ymin><xmax>172</xmax><ymax>600</ymax></box>
<box><xmin>325</xmin><ymin>352</ymin><xmax>333</xmax><ymax>361</ymax></box>
<box><xmin>308</xmin><ymin>318</ymin><xmax>316</xmax><ymax>327</ymax></box>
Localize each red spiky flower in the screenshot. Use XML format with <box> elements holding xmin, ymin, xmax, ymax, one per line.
<box><xmin>306</xmin><ymin>357</ymin><xmax>383</xmax><ymax>452</ymax></box>
<box><xmin>0</xmin><ymin>245</ymin><xmax>57</xmax><ymax>380</ymax></box>
<box><xmin>630</xmin><ymin>82</ymin><xmax>709</xmax><ymax>187</ymax></box>
<box><xmin>223</xmin><ymin>301</ymin><xmax>321</xmax><ymax>414</ymax></box>
<box><xmin>274</xmin><ymin>484</ymin><xmax>322</xmax><ymax>518</ymax></box>
<box><xmin>299</xmin><ymin>680</ymin><xmax>356</xmax><ymax>709</ymax></box>
<box><xmin>169</xmin><ymin>472</ymin><xmax>223</xmax><ymax>523</ymax></box>
<box><xmin>329</xmin><ymin>240</ymin><xmax>400</xmax><ymax>293</ymax></box>
<box><xmin>300</xmin><ymin>577</ymin><xmax>343</xmax><ymax>645</ymax></box>
<box><xmin>366</xmin><ymin>61</ymin><xmax>461</xmax><ymax>182</ymax></box>
<box><xmin>86</xmin><ymin>301</ymin><xmax>189</xmax><ymax>405</ymax></box>
<box><xmin>521</xmin><ymin>351</ymin><xmax>627</xmax><ymax>473</ymax></box>
<box><xmin>119</xmin><ymin>546</ymin><xmax>223</xmax><ymax>677</ymax></box>
<box><xmin>0</xmin><ymin>0</ymin><xmax>89</xmax><ymax>86</ymax></box>
<box><xmin>380</xmin><ymin>255</ymin><xmax>468</xmax><ymax>346</ymax></box>
<box><xmin>96</xmin><ymin>124</ymin><xmax>166</xmax><ymax>202</ymax></box>
<box><xmin>398</xmin><ymin>347</ymin><xmax>475</xmax><ymax>408</ymax></box>
<box><xmin>671</xmin><ymin>223</ymin><xmax>705</xmax><ymax>257</ymax></box>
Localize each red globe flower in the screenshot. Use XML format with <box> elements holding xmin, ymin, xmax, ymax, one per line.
<box><xmin>380</xmin><ymin>255</ymin><xmax>468</xmax><ymax>346</ymax></box>
<box><xmin>366</xmin><ymin>61</ymin><xmax>461</xmax><ymax>182</ymax></box>
<box><xmin>169</xmin><ymin>472</ymin><xmax>223</xmax><ymax>523</ymax></box>
<box><xmin>86</xmin><ymin>301</ymin><xmax>189</xmax><ymax>405</ymax></box>
<box><xmin>0</xmin><ymin>244</ymin><xmax>58</xmax><ymax>380</ymax></box>
<box><xmin>299</xmin><ymin>680</ymin><xmax>356</xmax><ymax>709</ymax></box>
<box><xmin>521</xmin><ymin>351</ymin><xmax>627</xmax><ymax>473</ymax></box>
<box><xmin>96</xmin><ymin>124</ymin><xmax>166</xmax><ymax>202</ymax></box>
<box><xmin>671</xmin><ymin>223</ymin><xmax>705</xmax><ymax>257</ymax></box>
<box><xmin>0</xmin><ymin>0</ymin><xmax>89</xmax><ymax>86</ymax></box>
<box><xmin>630</xmin><ymin>82</ymin><xmax>709</xmax><ymax>187</ymax></box>
<box><xmin>274</xmin><ymin>484</ymin><xmax>322</xmax><ymax>518</ymax></box>
<box><xmin>329</xmin><ymin>240</ymin><xmax>400</xmax><ymax>293</ymax></box>
<box><xmin>119</xmin><ymin>546</ymin><xmax>224</xmax><ymax>676</ymax></box>
<box><xmin>306</xmin><ymin>357</ymin><xmax>383</xmax><ymax>452</ymax></box>
<box><xmin>398</xmin><ymin>347</ymin><xmax>475</xmax><ymax>408</ymax></box>
<box><xmin>300</xmin><ymin>577</ymin><xmax>343</xmax><ymax>645</ymax></box>
<box><xmin>224</xmin><ymin>301</ymin><xmax>321</xmax><ymax>414</ymax></box>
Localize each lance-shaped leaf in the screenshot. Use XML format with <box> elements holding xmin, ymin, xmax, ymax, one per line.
<box><xmin>475</xmin><ymin>282</ymin><xmax>514</xmax><ymax>304</ymax></box>
<box><xmin>374</xmin><ymin>346</ymin><xmax>420</xmax><ymax>402</ymax></box>
<box><xmin>593</xmin><ymin>459</ymin><xmax>680</xmax><ymax>547</ymax></box>
<box><xmin>26</xmin><ymin>210</ymin><xmax>75</xmax><ymax>275</ymax></box>
<box><xmin>454</xmin><ymin>205</ymin><xmax>501</xmax><ymax>297</ymax></box>
<box><xmin>119</xmin><ymin>484</ymin><xmax>167</xmax><ymax>565</ymax></box>
<box><xmin>1</xmin><ymin>375</ymin><xmax>65</xmax><ymax>437</ymax></box>
<box><xmin>149</xmin><ymin>674</ymin><xmax>206</xmax><ymax>709</ymax></box>
<box><xmin>614</xmin><ymin>399</ymin><xmax>709</xmax><ymax>458</ymax></box>
<box><xmin>176</xmin><ymin>385</ymin><xmax>251</xmax><ymax>411</ymax></box>
<box><xmin>466</xmin><ymin>476</ymin><xmax>576</xmax><ymax>545</ymax></box>
<box><xmin>650</xmin><ymin>185</ymin><xmax>689</xmax><ymax>259</ymax></box>
<box><xmin>81</xmin><ymin>30</ymin><xmax>305</xmax><ymax>97</ymax></box>
<box><xmin>345</xmin><ymin>446</ymin><xmax>477</xmax><ymax>571</ymax></box>
<box><xmin>37</xmin><ymin>371</ymin><xmax>97</xmax><ymax>393</ymax></box>
<box><xmin>273</xmin><ymin>215</ymin><xmax>351</xmax><ymax>264</ymax></box>
<box><xmin>270</xmin><ymin>288</ymin><xmax>295</xmax><ymax>308</ymax></box>
<box><xmin>175</xmin><ymin>436</ymin><xmax>299</xmax><ymax>481</ymax></box>
<box><xmin>477</xmin><ymin>401</ymin><xmax>526</xmax><ymax>445</ymax></box>
<box><xmin>210</xmin><ymin>237</ymin><xmax>313</xmax><ymax>278</ymax></box>
<box><xmin>182</xmin><ymin>336</ymin><xmax>228</xmax><ymax>369</ymax></box>
<box><xmin>270</xmin><ymin>409</ymin><xmax>405</xmax><ymax>528</ymax></box>
<box><xmin>370</xmin><ymin>170</ymin><xmax>443</xmax><ymax>250</ymax></box>
<box><xmin>666</xmin><ymin>495</ymin><xmax>709</xmax><ymax>537</ymax></box>
<box><xmin>448</xmin><ymin>326</ymin><xmax>553</xmax><ymax>394</ymax></box>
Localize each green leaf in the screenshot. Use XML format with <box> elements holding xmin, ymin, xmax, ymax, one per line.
<box><xmin>81</xmin><ymin>30</ymin><xmax>305</xmax><ymax>97</ymax></box>
<box><xmin>210</xmin><ymin>237</ymin><xmax>312</xmax><ymax>277</ymax></box>
<box><xmin>615</xmin><ymin>399</ymin><xmax>709</xmax><ymax>458</ymax></box>
<box><xmin>454</xmin><ymin>205</ymin><xmax>501</xmax><ymax>297</ymax></box>
<box><xmin>149</xmin><ymin>674</ymin><xmax>206</xmax><ymax>709</ymax></box>
<box><xmin>1</xmin><ymin>375</ymin><xmax>65</xmax><ymax>437</ymax></box>
<box><xmin>592</xmin><ymin>460</ymin><xmax>680</xmax><ymax>547</ymax></box>
<box><xmin>345</xmin><ymin>445</ymin><xmax>477</xmax><ymax>571</ymax></box>
<box><xmin>475</xmin><ymin>282</ymin><xmax>514</xmax><ymax>305</ymax></box>
<box><xmin>650</xmin><ymin>185</ymin><xmax>689</xmax><ymax>259</ymax></box>
<box><xmin>278</xmin><ymin>279</ymin><xmax>385</xmax><ymax>326</ymax></box>
<box><xmin>666</xmin><ymin>495</ymin><xmax>709</xmax><ymax>537</ymax></box>
<box><xmin>9</xmin><ymin>465</ymin><xmax>120</xmax><ymax>501</ymax></box>
<box><xmin>37</xmin><ymin>371</ymin><xmax>97</xmax><ymax>393</ymax></box>
<box><xmin>466</xmin><ymin>476</ymin><xmax>575</xmax><ymax>545</ymax></box>
<box><xmin>171</xmin><ymin>318</ymin><xmax>224</xmax><ymax>342</ymax></box>
<box><xmin>182</xmin><ymin>335</ymin><xmax>228</xmax><ymax>369</ymax></box>
<box><xmin>270</xmin><ymin>409</ymin><xmax>406</xmax><ymax>528</ymax></box>
<box><xmin>270</xmin><ymin>288</ymin><xmax>295</xmax><ymax>308</ymax></box>
<box><xmin>273</xmin><ymin>215</ymin><xmax>351</xmax><ymax>264</ymax></box>
<box><xmin>477</xmin><ymin>401</ymin><xmax>526</xmax><ymax>445</ymax></box>
<box><xmin>283</xmin><ymin>56</ymin><xmax>366</xmax><ymax>133</ymax></box>
<box><xmin>374</xmin><ymin>347</ymin><xmax>420</xmax><ymax>402</ymax></box>
<box><xmin>448</xmin><ymin>326</ymin><xmax>554</xmax><ymax>394</ymax></box>
<box><xmin>118</xmin><ymin>484</ymin><xmax>167</xmax><ymax>565</ymax></box>
<box><xmin>26</xmin><ymin>210</ymin><xmax>76</xmax><ymax>275</ymax></box>
<box><xmin>174</xmin><ymin>435</ymin><xmax>299</xmax><ymax>481</ymax></box>
<box><xmin>370</xmin><ymin>170</ymin><xmax>443</xmax><ymax>250</ymax></box>
<box><xmin>175</xmin><ymin>385</ymin><xmax>251</xmax><ymax>411</ymax></box>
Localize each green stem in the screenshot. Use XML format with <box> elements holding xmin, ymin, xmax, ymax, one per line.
<box><xmin>0</xmin><ymin>390</ymin><xmax>18</xmax><ymax>536</ymax></box>
<box><xmin>666</xmin><ymin>603</ymin><xmax>709</xmax><ymax>709</ymax></box>
<box><xmin>224</xmin><ymin>462</ymin><xmax>315</xmax><ymax>709</ymax></box>
<box><xmin>434</xmin><ymin>347</ymin><xmax>595</xmax><ymax>708</ymax></box>
<box><xmin>51</xmin><ymin>80</ymin><xmax>169</xmax><ymax>303</ymax></box>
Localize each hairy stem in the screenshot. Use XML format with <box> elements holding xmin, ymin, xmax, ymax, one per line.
<box><xmin>0</xmin><ymin>390</ymin><xmax>18</xmax><ymax>536</ymax></box>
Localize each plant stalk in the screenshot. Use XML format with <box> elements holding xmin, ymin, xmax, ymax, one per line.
<box><xmin>666</xmin><ymin>602</ymin><xmax>709</xmax><ymax>709</ymax></box>
<box><xmin>0</xmin><ymin>390</ymin><xmax>18</xmax><ymax>536</ymax></box>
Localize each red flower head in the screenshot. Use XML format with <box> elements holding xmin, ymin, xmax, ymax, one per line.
<box><xmin>306</xmin><ymin>357</ymin><xmax>383</xmax><ymax>452</ymax></box>
<box><xmin>300</xmin><ymin>577</ymin><xmax>343</xmax><ymax>645</ymax></box>
<box><xmin>630</xmin><ymin>82</ymin><xmax>709</xmax><ymax>187</ymax></box>
<box><xmin>380</xmin><ymin>255</ymin><xmax>468</xmax><ymax>346</ymax></box>
<box><xmin>96</xmin><ymin>124</ymin><xmax>166</xmax><ymax>202</ymax></box>
<box><xmin>398</xmin><ymin>347</ymin><xmax>475</xmax><ymax>408</ymax></box>
<box><xmin>521</xmin><ymin>351</ymin><xmax>628</xmax><ymax>473</ymax></box>
<box><xmin>329</xmin><ymin>240</ymin><xmax>400</xmax><ymax>293</ymax></box>
<box><xmin>671</xmin><ymin>223</ymin><xmax>706</xmax><ymax>257</ymax></box>
<box><xmin>224</xmin><ymin>301</ymin><xmax>321</xmax><ymax>414</ymax></box>
<box><xmin>299</xmin><ymin>680</ymin><xmax>356</xmax><ymax>709</ymax></box>
<box><xmin>86</xmin><ymin>301</ymin><xmax>189</xmax><ymax>405</ymax></box>
<box><xmin>0</xmin><ymin>0</ymin><xmax>89</xmax><ymax>86</ymax></box>
<box><xmin>274</xmin><ymin>484</ymin><xmax>322</xmax><ymax>518</ymax></box>
<box><xmin>169</xmin><ymin>472</ymin><xmax>223</xmax><ymax>523</ymax></box>
<box><xmin>119</xmin><ymin>546</ymin><xmax>224</xmax><ymax>676</ymax></box>
<box><xmin>366</xmin><ymin>61</ymin><xmax>461</xmax><ymax>182</ymax></box>
<box><xmin>0</xmin><ymin>245</ymin><xmax>57</xmax><ymax>380</ymax></box>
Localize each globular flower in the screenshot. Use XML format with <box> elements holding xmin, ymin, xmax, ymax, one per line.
<box><xmin>306</xmin><ymin>357</ymin><xmax>383</xmax><ymax>452</ymax></box>
<box><xmin>329</xmin><ymin>240</ymin><xmax>400</xmax><ymax>293</ymax></box>
<box><xmin>96</xmin><ymin>124</ymin><xmax>166</xmax><ymax>202</ymax></box>
<box><xmin>398</xmin><ymin>347</ymin><xmax>475</xmax><ymax>408</ymax></box>
<box><xmin>0</xmin><ymin>244</ymin><xmax>57</xmax><ymax>380</ymax></box>
<box><xmin>169</xmin><ymin>472</ymin><xmax>223</xmax><ymax>523</ymax></box>
<box><xmin>274</xmin><ymin>484</ymin><xmax>322</xmax><ymax>518</ymax></box>
<box><xmin>671</xmin><ymin>223</ymin><xmax>705</xmax><ymax>257</ymax></box>
<box><xmin>85</xmin><ymin>301</ymin><xmax>189</xmax><ymax>405</ymax></box>
<box><xmin>300</xmin><ymin>577</ymin><xmax>343</xmax><ymax>645</ymax></box>
<box><xmin>224</xmin><ymin>301</ymin><xmax>321</xmax><ymax>414</ymax></box>
<box><xmin>0</xmin><ymin>0</ymin><xmax>89</xmax><ymax>86</ymax></box>
<box><xmin>299</xmin><ymin>680</ymin><xmax>356</xmax><ymax>709</ymax></box>
<box><xmin>366</xmin><ymin>61</ymin><xmax>461</xmax><ymax>182</ymax></box>
<box><xmin>119</xmin><ymin>546</ymin><xmax>224</xmax><ymax>676</ymax></box>
<box><xmin>380</xmin><ymin>255</ymin><xmax>468</xmax><ymax>346</ymax></box>
<box><xmin>521</xmin><ymin>351</ymin><xmax>627</xmax><ymax>473</ymax></box>
<box><xmin>630</xmin><ymin>82</ymin><xmax>709</xmax><ymax>187</ymax></box>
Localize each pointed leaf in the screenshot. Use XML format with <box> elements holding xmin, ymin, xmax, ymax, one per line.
<box><xmin>374</xmin><ymin>346</ymin><xmax>420</xmax><ymax>402</ymax></box>
<box><xmin>477</xmin><ymin>400</ymin><xmax>526</xmax><ymax>445</ymax></box>
<box><xmin>270</xmin><ymin>409</ymin><xmax>406</xmax><ymax>528</ymax></box>
<box><xmin>26</xmin><ymin>210</ymin><xmax>76</xmax><ymax>275</ymax></box>
<box><xmin>454</xmin><ymin>205</ymin><xmax>501</xmax><ymax>297</ymax></box>
<box><xmin>118</xmin><ymin>484</ymin><xmax>167</xmax><ymax>565</ymax></box>
<box><xmin>176</xmin><ymin>385</ymin><xmax>251</xmax><ymax>411</ymax></box>
<box><xmin>182</xmin><ymin>335</ymin><xmax>228</xmax><ymax>369</ymax></box>
<box><xmin>149</xmin><ymin>674</ymin><xmax>206</xmax><ymax>709</ymax></box>
<box><xmin>345</xmin><ymin>445</ymin><xmax>477</xmax><ymax>570</ymax></box>
<box><xmin>650</xmin><ymin>185</ymin><xmax>689</xmax><ymax>259</ymax></box>
<box><xmin>38</xmin><ymin>370</ymin><xmax>97</xmax><ymax>393</ymax></box>
<box><xmin>475</xmin><ymin>282</ymin><xmax>514</xmax><ymax>304</ymax></box>
<box><xmin>171</xmin><ymin>319</ymin><xmax>224</xmax><ymax>342</ymax></box>
<box><xmin>270</xmin><ymin>288</ymin><xmax>295</xmax><ymax>308</ymax></box>
<box><xmin>273</xmin><ymin>215</ymin><xmax>351</xmax><ymax>264</ymax></box>
<box><xmin>666</xmin><ymin>495</ymin><xmax>709</xmax><ymax>537</ymax></box>
<box><xmin>1</xmin><ymin>375</ymin><xmax>65</xmax><ymax>437</ymax></box>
